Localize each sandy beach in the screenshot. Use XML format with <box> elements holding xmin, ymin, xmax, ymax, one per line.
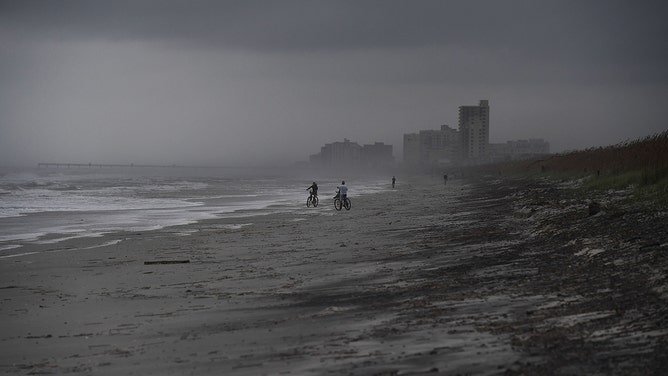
<box><xmin>1</xmin><ymin>175</ymin><xmax>666</xmax><ymax>375</ymax></box>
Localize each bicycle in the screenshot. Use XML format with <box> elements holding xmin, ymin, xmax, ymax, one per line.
<box><xmin>306</xmin><ymin>192</ymin><xmax>319</xmax><ymax>207</ymax></box>
<box><xmin>333</xmin><ymin>195</ymin><xmax>351</xmax><ymax>211</ymax></box>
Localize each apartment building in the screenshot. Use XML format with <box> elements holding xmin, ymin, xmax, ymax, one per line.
<box><xmin>361</xmin><ymin>142</ymin><xmax>394</xmax><ymax>168</ymax></box>
<box><xmin>309</xmin><ymin>139</ymin><xmax>361</xmax><ymax>166</ymax></box>
<box><xmin>489</xmin><ymin>139</ymin><xmax>550</xmax><ymax>162</ymax></box>
<box><xmin>459</xmin><ymin>100</ymin><xmax>490</xmax><ymax>162</ymax></box>
<box><xmin>310</xmin><ymin>139</ymin><xmax>394</xmax><ymax>168</ymax></box>
<box><xmin>403</xmin><ymin>99</ymin><xmax>489</xmax><ymax>167</ymax></box>
<box><xmin>403</xmin><ymin>125</ymin><xmax>461</xmax><ymax>166</ymax></box>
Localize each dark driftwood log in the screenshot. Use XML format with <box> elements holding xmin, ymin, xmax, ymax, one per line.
<box><xmin>143</xmin><ymin>260</ymin><xmax>190</xmax><ymax>265</ymax></box>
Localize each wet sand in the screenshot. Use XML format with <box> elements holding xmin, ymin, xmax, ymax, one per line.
<box><xmin>1</xmin><ymin>176</ymin><xmax>666</xmax><ymax>375</ymax></box>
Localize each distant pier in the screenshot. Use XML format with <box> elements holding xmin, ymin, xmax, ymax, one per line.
<box><xmin>37</xmin><ymin>162</ymin><xmax>180</xmax><ymax>169</ymax></box>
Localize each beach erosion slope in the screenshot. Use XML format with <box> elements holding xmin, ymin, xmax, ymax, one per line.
<box><xmin>0</xmin><ymin>176</ymin><xmax>666</xmax><ymax>375</ymax></box>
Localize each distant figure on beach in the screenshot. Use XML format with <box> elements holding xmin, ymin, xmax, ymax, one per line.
<box><xmin>306</xmin><ymin>181</ymin><xmax>318</xmax><ymax>198</ymax></box>
<box><xmin>391</xmin><ymin>176</ymin><xmax>396</xmax><ymax>188</ymax></box>
<box><xmin>334</xmin><ymin>180</ymin><xmax>348</xmax><ymax>200</ymax></box>
<box><xmin>443</xmin><ymin>174</ymin><xmax>448</xmax><ymax>186</ymax></box>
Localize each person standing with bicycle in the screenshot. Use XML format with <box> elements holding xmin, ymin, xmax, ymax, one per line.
<box><xmin>336</xmin><ymin>180</ymin><xmax>348</xmax><ymax>201</ymax></box>
<box><xmin>306</xmin><ymin>182</ymin><xmax>319</xmax><ymax>207</ymax></box>
<box><xmin>333</xmin><ymin>180</ymin><xmax>351</xmax><ymax>210</ymax></box>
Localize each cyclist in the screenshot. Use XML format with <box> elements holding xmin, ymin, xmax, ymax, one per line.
<box><xmin>334</xmin><ymin>180</ymin><xmax>348</xmax><ymax>200</ymax></box>
<box><xmin>306</xmin><ymin>181</ymin><xmax>318</xmax><ymax>200</ymax></box>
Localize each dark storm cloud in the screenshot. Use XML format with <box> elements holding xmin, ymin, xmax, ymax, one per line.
<box><xmin>3</xmin><ymin>0</ymin><xmax>667</xmax><ymax>79</ymax></box>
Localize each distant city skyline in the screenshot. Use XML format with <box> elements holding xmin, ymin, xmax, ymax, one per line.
<box><xmin>308</xmin><ymin>98</ymin><xmax>550</xmax><ymax>169</ymax></box>
<box><xmin>402</xmin><ymin>100</ymin><xmax>554</xmax><ymax>167</ymax></box>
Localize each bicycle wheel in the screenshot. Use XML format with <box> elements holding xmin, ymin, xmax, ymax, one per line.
<box><xmin>306</xmin><ymin>197</ymin><xmax>312</xmax><ymax>207</ymax></box>
<box><xmin>344</xmin><ymin>198</ymin><xmax>351</xmax><ymax>210</ymax></box>
<box><xmin>334</xmin><ymin>198</ymin><xmax>342</xmax><ymax>211</ymax></box>
<box><xmin>313</xmin><ymin>196</ymin><xmax>319</xmax><ymax>207</ymax></box>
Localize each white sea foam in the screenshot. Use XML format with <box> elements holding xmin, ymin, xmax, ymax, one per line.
<box><xmin>219</xmin><ymin>223</ymin><xmax>253</xmax><ymax>230</ymax></box>
<box><xmin>80</xmin><ymin>239</ymin><xmax>122</xmax><ymax>250</ymax></box>
<box><xmin>33</xmin><ymin>232</ymin><xmax>105</xmax><ymax>245</ymax></box>
<box><xmin>0</xmin><ymin>244</ymin><xmax>22</xmax><ymax>252</ymax></box>
<box><xmin>0</xmin><ymin>251</ymin><xmax>38</xmax><ymax>259</ymax></box>
<box><xmin>0</xmin><ymin>232</ymin><xmax>47</xmax><ymax>243</ymax></box>
<box><xmin>0</xmin><ymin>189</ymin><xmax>203</xmax><ymax>219</ymax></box>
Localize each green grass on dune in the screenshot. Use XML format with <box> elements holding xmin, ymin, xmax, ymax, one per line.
<box><xmin>581</xmin><ymin>167</ymin><xmax>668</xmax><ymax>208</ymax></box>
<box><xmin>467</xmin><ymin>131</ymin><xmax>668</xmax><ymax>208</ymax></box>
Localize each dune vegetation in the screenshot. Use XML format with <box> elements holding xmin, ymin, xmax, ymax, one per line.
<box><xmin>491</xmin><ymin>130</ymin><xmax>668</xmax><ymax>207</ymax></box>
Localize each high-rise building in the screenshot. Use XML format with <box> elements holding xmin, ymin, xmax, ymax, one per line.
<box><xmin>459</xmin><ymin>100</ymin><xmax>490</xmax><ymax>162</ymax></box>
<box><xmin>309</xmin><ymin>138</ymin><xmax>361</xmax><ymax>166</ymax></box>
<box><xmin>438</xmin><ymin>124</ymin><xmax>461</xmax><ymax>163</ymax></box>
<box><xmin>361</xmin><ymin>142</ymin><xmax>394</xmax><ymax>168</ymax></box>
<box><xmin>403</xmin><ymin>125</ymin><xmax>460</xmax><ymax>166</ymax></box>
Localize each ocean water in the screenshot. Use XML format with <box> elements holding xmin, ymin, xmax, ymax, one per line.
<box><xmin>0</xmin><ymin>167</ymin><xmax>390</xmax><ymax>257</ymax></box>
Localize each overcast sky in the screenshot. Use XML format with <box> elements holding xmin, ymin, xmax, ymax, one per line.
<box><xmin>1</xmin><ymin>0</ymin><xmax>667</xmax><ymax>167</ymax></box>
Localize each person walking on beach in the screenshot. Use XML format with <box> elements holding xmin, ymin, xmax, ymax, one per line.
<box><xmin>443</xmin><ymin>174</ymin><xmax>448</xmax><ymax>186</ymax></box>
<box><xmin>391</xmin><ymin>176</ymin><xmax>396</xmax><ymax>188</ymax></box>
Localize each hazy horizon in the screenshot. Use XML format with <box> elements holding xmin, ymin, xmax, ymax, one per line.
<box><xmin>2</xmin><ymin>0</ymin><xmax>667</xmax><ymax>168</ymax></box>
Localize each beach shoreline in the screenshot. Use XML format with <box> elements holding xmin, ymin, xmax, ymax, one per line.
<box><xmin>1</xmin><ymin>175</ymin><xmax>666</xmax><ymax>375</ymax></box>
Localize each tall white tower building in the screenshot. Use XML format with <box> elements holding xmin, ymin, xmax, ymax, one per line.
<box><xmin>458</xmin><ymin>100</ymin><xmax>490</xmax><ymax>162</ymax></box>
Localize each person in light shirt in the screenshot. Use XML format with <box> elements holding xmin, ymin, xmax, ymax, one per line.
<box><xmin>335</xmin><ymin>180</ymin><xmax>348</xmax><ymax>200</ymax></box>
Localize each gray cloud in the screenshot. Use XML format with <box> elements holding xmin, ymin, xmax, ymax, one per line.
<box><xmin>4</xmin><ymin>1</ymin><xmax>667</xmax><ymax>76</ymax></box>
<box><xmin>1</xmin><ymin>0</ymin><xmax>667</xmax><ymax>166</ymax></box>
